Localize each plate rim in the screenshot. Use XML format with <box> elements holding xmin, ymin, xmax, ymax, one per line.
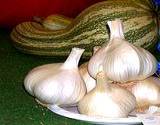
<box><xmin>48</xmin><ymin>105</ymin><xmax>142</xmax><ymax>124</ymax></box>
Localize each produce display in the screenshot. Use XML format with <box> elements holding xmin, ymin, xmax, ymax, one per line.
<box><xmin>24</xmin><ymin>20</ymin><xmax>160</xmax><ymax>118</ymax></box>
<box><xmin>10</xmin><ymin>0</ymin><xmax>159</xmax><ymax>58</ymax></box>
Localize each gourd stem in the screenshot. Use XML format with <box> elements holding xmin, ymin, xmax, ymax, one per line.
<box><xmin>62</xmin><ymin>48</ymin><xmax>85</xmax><ymax>69</ymax></box>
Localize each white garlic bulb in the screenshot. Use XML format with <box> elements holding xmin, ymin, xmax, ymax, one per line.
<box><xmin>24</xmin><ymin>63</ymin><xmax>62</xmax><ymax>96</ymax></box>
<box><xmin>118</xmin><ymin>76</ymin><xmax>160</xmax><ymax>112</ymax></box>
<box><xmin>79</xmin><ymin>46</ymin><xmax>101</xmax><ymax>93</ymax></box>
<box><xmin>88</xmin><ymin>19</ymin><xmax>157</xmax><ymax>82</ymax></box>
<box><xmin>78</xmin><ymin>72</ymin><xmax>136</xmax><ymax>118</ymax></box>
<box><xmin>24</xmin><ymin>48</ymin><xmax>86</xmax><ymax>106</ymax></box>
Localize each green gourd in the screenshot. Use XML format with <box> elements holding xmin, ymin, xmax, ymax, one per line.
<box><xmin>11</xmin><ymin>0</ymin><xmax>159</xmax><ymax>58</ymax></box>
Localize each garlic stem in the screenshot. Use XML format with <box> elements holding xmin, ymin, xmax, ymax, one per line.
<box><xmin>62</xmin><ymin>48</ymin><xmax>84</xmax><ymax>69</ymax></box>
<box><xmin>96</xmin><ymin>72</ymin><xmax>111</xmax><ymax>91</ymax></box>
<box><xmin>108</xmin><ymin>19</ymin><xmax>124</xmax><ymax>40</ymax></box>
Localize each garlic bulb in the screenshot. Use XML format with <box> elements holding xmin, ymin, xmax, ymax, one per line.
<box><xmin>118</xmin><ymin>76</ymin><xmax>160</xmax><ymax>112</ymax></box>
<box><xmin>78</xmin><ymin>72</ymin><xmax>136</xmax><ymax>118</ymax></box>
<box><xmin>24</xmin><ymin>48</ymin><xmax>86</xmax><ymax>106</ymax></box>
<box><xmin>79</xmin><ymin>46</ymin><xmax>101</xmax><ymax>93</ymax></box>
<box><xmin>24</xmin><ymin>63</ymin><xmax>62</xmax><ymax>96</ymax></box>
<box><xmin>88</xmin><ymin>19</ymin><xmax>157</xmax><ymax>82</ymax></box>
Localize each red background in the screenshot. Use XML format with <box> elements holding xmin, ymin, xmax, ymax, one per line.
<box><xmin>0</xmin><ymin>0</ymin><xmax>103</xmax><ymax>28</ymax></box>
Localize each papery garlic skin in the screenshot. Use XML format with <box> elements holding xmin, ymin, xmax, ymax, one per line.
<box><xmin>24</xmin><ymin>48</ymin><xmax>86</xmax><ymax>106</ymax></box>
<box><xmin>79</xmin><ymin>46</ymin><xmax>101</xmax><ymax>92</ymax></box>
<box><xmin>34</xmin><ymin>68</ymin><xmax>85</xmax><ymax>106</ymax></box>
<box><xmin>78</xmin><ymin>72</ymin><xmax>136</xmax><ymax>118</ymax></box>
<box><xmin>103</xmin><ymin>42</ymin><xmax>157</xmax><ymax>82</ymax></box>
<box><xmin>131</xmin><ymin>77</ymin><xmax>160</xmax><ymax>111</ymax></box>
<box><xmin>117</xmin><ymin>76</ymin><xmax>160</xmax><ymax>112</ymax></box>
<box><xmin>88</xmin><ymin>46</ymin><xmax>107</xmax><ymax>78</ymax></box>
<box><xmin>79</xmin><ymin>62</ymin><xmax>96</xmax><ymax>93</ymax></box>
<box><xmin>88</xmin><ymin>19</ymin><xmax>157</xmax><ymax>82</ymax></box>
<box><xmin>24</xmin><ymin>63</ymin><xmax>62</xmax><ymax>96</ymax></box>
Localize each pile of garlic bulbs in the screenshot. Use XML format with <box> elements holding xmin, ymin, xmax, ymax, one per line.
<box><xmin>80</xmin><ymin>19</ymin><xmax>159</xmax><ymax>113</ymax></box>
<box><xmin>24</xmin><ymin>19</ymin><xmax>160</xmax><ymax>118</ymax></box>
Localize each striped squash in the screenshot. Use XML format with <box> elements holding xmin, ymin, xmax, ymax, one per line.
<box><xmin>11</xmin><ymin>0</ymin><xmax>159</xmax><ymax>58</ymax></box>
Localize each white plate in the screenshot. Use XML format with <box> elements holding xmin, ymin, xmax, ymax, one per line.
<box><xmin>48</xmin><ymin>105</ymin><xmax>142</xmax><ymax>125</ymax></box>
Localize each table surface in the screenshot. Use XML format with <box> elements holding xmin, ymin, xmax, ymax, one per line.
<box><xmin>0</xmin><ymin>29</ymin><xmax>158</xmax><ymax>125</ymax></box>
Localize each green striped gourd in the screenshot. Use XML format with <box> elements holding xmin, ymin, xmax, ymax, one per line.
<box><xmin>11</xmin><ymin>0</ymin><xmax>159</xmax><ymax>58</ymax></box>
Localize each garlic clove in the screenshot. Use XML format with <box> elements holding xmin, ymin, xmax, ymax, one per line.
<box><xmin>88</xmin><ymin>19</ymin><xmax>157</xmax><ymax>83</ymax></box>
<box><xmin>79</xmin><ymin>62</ymin><xmax>96</xmax><ymax>93</ymax></box>
<box><xmin>24</xmin><ymin>47</ymin><xmax>87</xmax><ymax>107</ymax></box>
<box><xmin>78</xmin><ymin>72</ymin><xmax>136</xmax><ymax>118</ymax></box>
<box><xmin>88</xmin><ymin>45</ymin><xmax>107</xmax><ymax>78</ymax></box>
<box><xmin>79</xmin><ymin>46</ymin><xmax>101</xmax><ymax>93</ymax></box>
<box><xmin>117</xmin><ymin>76</ymin><xmax>160</xmax><ymax>112</ymax></box>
